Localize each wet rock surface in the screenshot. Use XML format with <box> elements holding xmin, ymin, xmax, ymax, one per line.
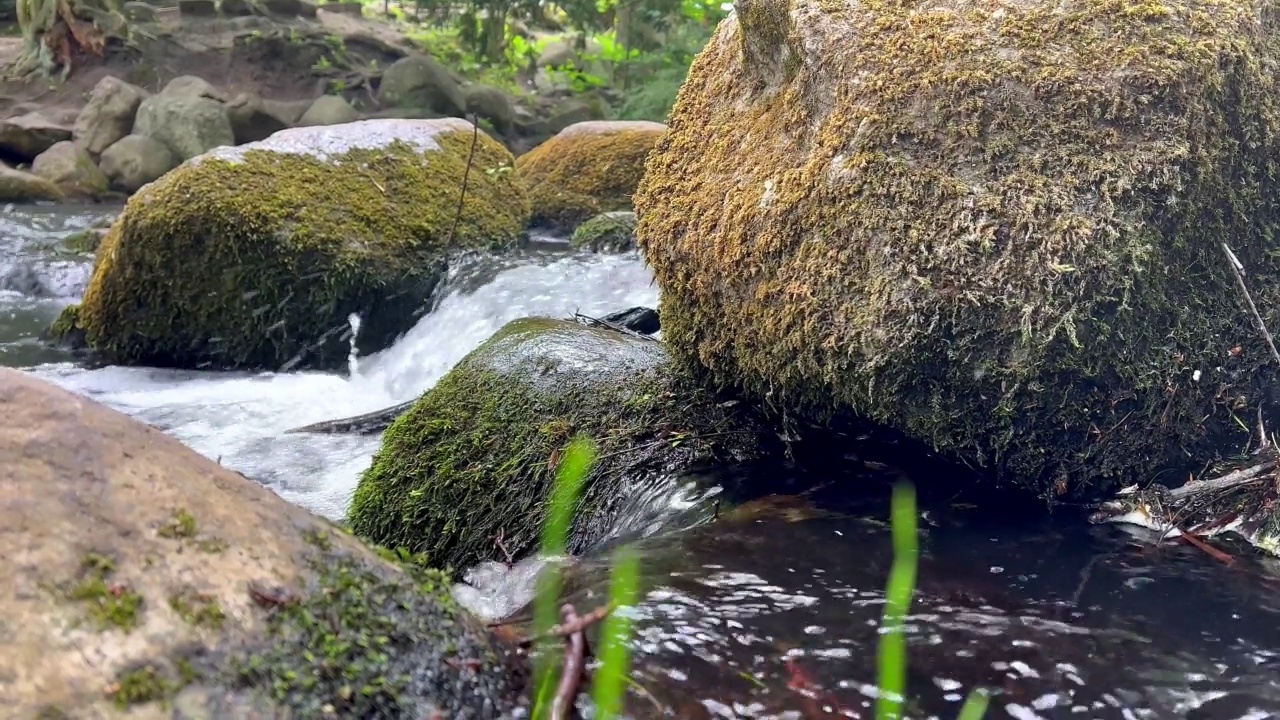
<box><xmin>0</xmin><ymin>367</ymin><xmax>526</xmax><ymax>718</ymax></box>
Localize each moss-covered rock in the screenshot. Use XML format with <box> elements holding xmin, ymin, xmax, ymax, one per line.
<box><xmin>635</xmin><ymin>0</ymin><xmax>1280</xmax><ymax>500</ymax></box>
<box><xmin>570</xmin><ymin>210</ymin><xmax>637</xmax><ymax>253</ymax></box>
<box><xmin>0</xmin><ymin>367</ymin><xmax>525</xmax><ymax>718</ymax></box>
<box><xmin>515</xmin><ymin>120</ymin><xmax>665</xmax><ymax>232</ymax></box>
<box><xmin>79</xmin><ymin>118</ymin><xmax>530</xmax><ymax>370</ymax></box>
<box><xmin>347</xmin><ymin>317</ymin><xmax>772</xmax><ymax>570</ymax></box>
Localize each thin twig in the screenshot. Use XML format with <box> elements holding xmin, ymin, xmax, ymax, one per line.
<box><xmin>446</xmin><ymin>114</ymin><xmax>481</xmax><ymax>247</ymax></box>
<box><xmin>550</xmin><ymin>604</ymin><xmax>587</xmax><ymax>720</ymax></box>
<box><xmin>494</xmin><ymin>528</ymin><xmax>515</xmax><ymax>565</ymax></box>
<box><xmin>519</xmin><ymin>602</ymin><xmax>614</xmax><ymax>648</ymax></box>
<box><xmin>1176</xmin><ymin>530</ymin><xmax>1237</xmax><ymax>566</ymax></box>
<box><xmin>1223</xmin><ymin>243</ymin><xmax>1280</xmax><ymax>368</ymax></box>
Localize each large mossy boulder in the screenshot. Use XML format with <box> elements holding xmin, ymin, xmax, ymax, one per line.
<box><xmin>515</xmin><ymin>120</ymin><xmax>665</xmax><ymax>232</ymax></box>
<box><xmin>347</xmin><ymin>318</ymin><xmax>772</xmax><ymax>571</ymax></box>
<box><xmin>79</xmin><ymin>118</ymin><xmax>530</xmax><ymax>370</ymax></box>
<box><xmin>0</xmin><ymin>368</ymin><xmax>524</xmax><ymax>718</ymax></box>
<box><xmin>635</xmin><ymin>0</ymin><xmax>1280</xmax><ymax>499</ymax></box>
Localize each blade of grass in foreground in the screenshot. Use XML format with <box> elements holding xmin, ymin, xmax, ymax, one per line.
<box><xmin>591</xmin><ymin>545</ymin><xmax>641</xmax><ymax>719</ymax></box>
<box><xmin>531</xmin><ymin>436</ymin><xmax>598</xmax><ymax>720</ymax></box>
<box><xmin>875</xmin><ymin>482</ymin><xmax>919</xmax><ymax>720</ymax></box>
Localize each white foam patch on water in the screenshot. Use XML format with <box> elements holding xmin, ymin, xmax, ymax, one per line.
<box><xmin>26</xmin><ymin>250</ymin><xmax>659</xmax><ymax>520</ymax></box>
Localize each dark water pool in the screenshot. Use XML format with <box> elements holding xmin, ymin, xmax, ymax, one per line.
<box><xmin>528</xmin><ymin>445</ymin><xmax>1280</xmax><ymax>720</ymax></box>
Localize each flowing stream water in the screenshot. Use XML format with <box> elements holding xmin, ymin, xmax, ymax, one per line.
<box><xmin>4</xmin><ymin>204</ymin><xmax>1280</xmax><ymax>719</ymax></box>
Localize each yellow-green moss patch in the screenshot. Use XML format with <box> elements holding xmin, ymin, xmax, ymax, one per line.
<box><xmin>516</xmin><ymin>121</ymin><xmax>666</xmax><ymax>232</ymax></box>
<box><xmin>79</xmin><ymin>120</ymin><xmax>531</xmax><ymax>371</ymax></box>
<box><xmin>64</xmin><ymin>553</ymin><xmax>143</xmax><ymax>631</ymax></box>
<box><xmin>169</xmin><ymin>589</ymin><xmax>226</xmax><ymax>629</ymax></box>
<box><xmin>635</xmin><ymin>0</ymin><xmax>1280</xmax><ymax>499</ymax></box>
<box><xmin>347</xmin><ymin>317</ymin><xmax>772</xmax><ymax>569</ymax></box>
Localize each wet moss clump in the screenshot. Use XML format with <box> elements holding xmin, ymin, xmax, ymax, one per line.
<box><xmin>516</xmin><ymin>121</ymin><xmax>666</xmax><ymax>232</ymax></box>
<box><xmin>42</xmin><ymin>303</ymin><xmax>88</xmax><ymax>352</ymax></box>
<box><xmin>169</xmin><ymin>590</ymin><xmax>226</xmax><ymax>629</ymax></box>
<box><xmin>227</xmin><ymin>548</ymin><xmax>522</xmax><ymax>718</ymax></box>
<box><xmin>347</xmin><ymin>317</ymin><xmax>771</xmax><ymax>569</ymax></box>
<box><xmin>79</xmin><ymin>122</ymin><xmax>531</xmax><ymax>371</ymax></box>
<box><xmin>158</xmin><ymin>508</ymin><xmax>198</xmax><ymax>539</ymax></box>
<box><xmin>635</xmin><ymin>0</ymin><xmax>1280</xmax><ymax>499</ymax></box>
<box><xmin>65</xmin><ymin>553</ymin><xmax>143</xmax><ymax>631</ymax></box>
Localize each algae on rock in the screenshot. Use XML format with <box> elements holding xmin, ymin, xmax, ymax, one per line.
<box><xmin>79</xmin><ymin>118</ymin><xmax>530</xmax><ymax>371</ymax></box>
<box><xmin>635</xmin><ymin>0</ymin><xmax>1280</xmax><ymax>499</ymax></box>
<box><xmin>516</xmin><ymin>120</ymin><xmax>665</xmax><ymax>232</ymax></box>
<box><xmin>347</xmin><ymin>317</ymin><xmax>772</xmax><ymax>571</ymax></box>
<box><xmin>571</xmin><ymin>210</ymin><xmax>637</xmax><ymax>253</ymax></box>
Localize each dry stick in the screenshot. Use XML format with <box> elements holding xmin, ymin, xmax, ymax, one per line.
<box><xmin>446</xmin><ymin>114</ymin><xmax>482</xmax><ymax>247</ymax></box>
<box><xmin>1168</xmin><ymin>460</ymin><xmax>1276</xmax><ymax>500</ymax></box>
<box><xmin>1223</xmin><ymin>243</ymin><xmax>1280</xmax><ymax>367</ymax></box>
<box><xmin>550</xmin><ymin>604</ymin><xmax>588</xmax><ymax>720</ymax></box>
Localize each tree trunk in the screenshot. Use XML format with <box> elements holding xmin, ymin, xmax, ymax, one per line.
<box><xmin>12</xmin><ymin>0</ymin><xmax>123</xmax><ymax>79</ymax></box>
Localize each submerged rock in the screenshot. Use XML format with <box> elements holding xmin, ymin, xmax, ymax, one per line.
<box><xmin>0</xmin><ymin>368</ymin><xmax>525</xmax><ymax>718</ymax></box>
<box><xmin>516</xmin><ymin>120</ymin><xmax>665</xmax><ymax>232</ymax></box>
<box><xmin>79</xmin><ymin>118</ymin><xmax>529</xmax><ymax>371</ymax></box>
<box><xmin>347</xmin><ymin>317</ymin><xmax>773</xmax><ymax>570</ymax></box>
<box><xmin>635</xmin><ymin>0</ymin><xmax>1280</xmax><ymax>499</ymax></box>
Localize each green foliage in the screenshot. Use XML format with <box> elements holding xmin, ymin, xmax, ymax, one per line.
<box><xmin>353</xmin><ymin>0</ymin><xmax>724</xmax><ymax>118</ymax></box>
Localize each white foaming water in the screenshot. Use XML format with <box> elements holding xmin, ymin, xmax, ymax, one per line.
<box><xmin>26</xmin><ymin>249</ymin><xmax>660</xmax><ymax>520</ymax></box>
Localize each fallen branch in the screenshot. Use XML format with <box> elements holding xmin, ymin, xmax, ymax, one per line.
<box><xmin>1167</xmin><ymin>459</ymin><xmax>1275</xmax><ymax>501</ymax></box>
<box><xmin>572</xmin><ymin>311</ymin><xmax>658</xmax><ymax>342</ymax></box>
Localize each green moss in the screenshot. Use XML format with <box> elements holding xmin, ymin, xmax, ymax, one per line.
<box><xmin>110</xmin><ymin>665</ymin><xmax>169</xmax><ymax>708</ymax></box>
<box><xmin>158</xmin><ymin>508</ymin><xmax>198</xmax><ymax>539</ymax></box>
<box><xmin>516</xmin><ymin>123</ymin><xmax>666</xmax><ymax>232</ymax></box>
<box><xmin>108</xmin><ymin>658</ymin><xmax>200</xmax><ymax>709</ymax></box>
<box><xmin>569</xmin><ymin>211</ymin><xmax>637</xmax><ymax>253</ymax></box>
<box><xmin>227</xmin><ymin>549</ymin><xmax>519</xmax><ymax>717</ymax></box>
<box><xmin>635</xmin><ymin>0</ymin><xmax>1280</xmax><ymax>499</ymax></box>
<box><xmin>33</xmin><ymin>706</ymin><xmax>69</xmax><ymax>719</ymax></box>
<box><xmin>169</xmin><ymin>589</ymin><xmax>226</xmax><ymax>629</ymax></box>
<box><xmin>44</xmin><ymin>304</ymin><xmax>83</xmax><ymax>347</ymax></box>
<box><xmin>64</xmin><ymin>553</ymin><xmax>143</xmax><ymax>631</ymax></box>
<box><xmin>53</xmin><ymin>228</ymin><xmax>105</xmax><ymax>256</ymax></box>
<box><xmin>79</xmin><ymin>128</ymin><xmax>531</xmax><ymax>371</ymax></box>
<box><xmin>346</xmin><ymin>318</ymin><xmax>769</xmax><ymax>569</ymax></box>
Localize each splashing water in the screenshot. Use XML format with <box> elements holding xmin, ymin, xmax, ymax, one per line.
<box><xmin>16</xmin><ymin>236</ymin><xmax>659</xmax><ymax>520</ymax></box>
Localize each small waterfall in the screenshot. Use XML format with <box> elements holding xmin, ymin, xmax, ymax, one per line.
<box><xmin>347</xmin><ymin>312</ymin><xmax>363</xmax><ymax>376</ymax></box>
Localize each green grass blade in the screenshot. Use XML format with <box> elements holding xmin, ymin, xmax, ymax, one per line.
<box><xmin>956</xmin><ymin>688</ymin><xmax>990</xmax><ymax>720</ymax></box>
<box><xmin>875</xmin><ymin>482</ymin><xmax>919</xmax><ymax>720</ymax></box>
<box><xmin>531</xmin><ymin>436</ymin><xmax>598</xmax><ymax>720</ymax></box>
<box><xmin>591</xmin><ymin>545</ymin><xmax>641</xmax><ymax>719</ymax></box>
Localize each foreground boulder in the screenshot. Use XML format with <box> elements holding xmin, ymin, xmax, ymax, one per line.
<box><xmin>516</xmin><ymin>120</ymin><xmax>665</xmax><ymax>231</ymax></box>
<box><xmin>635</xmin><ymin>0</ymin><xmax>1280</xmax><ymax>499</ymax></box>
<box><xmin>0</xmin><ymin>368</ymin><xmax>524</xmax><ymax>718</ymax></box>
<box><xmin>79</xmin><ymin>118</ymin><xmax>530</xmax><ymax>370</ymax></box>
<box><xmin>347</xmin><ymin>317</ymin><xmax>772</xmax><ymax>570</ymax></box>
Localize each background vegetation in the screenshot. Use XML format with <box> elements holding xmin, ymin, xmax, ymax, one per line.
<box><xmin>355</xmin><ymin>0</ymin><xmax>730</xmax><ymax>120</ymax></box>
